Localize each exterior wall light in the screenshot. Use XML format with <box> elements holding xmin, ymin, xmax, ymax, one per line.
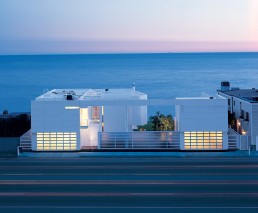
<box><xmin>65</xmin><ymin>106</ymin><xmax>79</xmax><ymax>110</ymax></box>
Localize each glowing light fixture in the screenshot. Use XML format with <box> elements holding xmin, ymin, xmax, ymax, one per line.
<box><xmin>65</xmin><ymin>106</ymin><xmax>79</xmax><ymax>110</ymax></box>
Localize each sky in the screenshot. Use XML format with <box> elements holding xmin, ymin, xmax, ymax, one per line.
<box><xmin>0</xmin><ymin>0</ymin><xmax>258</xmax><ymax>54</ymax></box>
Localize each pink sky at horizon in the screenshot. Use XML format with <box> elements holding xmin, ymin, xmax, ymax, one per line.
<box><xmin>0</xmin><ymin>0</ymin><xmax>258</xmax><ymax>54</ymax></box>
<box><xmin>2</xmin><ymin>40</ymin><xmax>258</xmax><ymax>55</ymax></box>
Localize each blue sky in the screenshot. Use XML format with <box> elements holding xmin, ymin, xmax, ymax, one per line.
<box><xmin>0</xmin><ymin>0</ymin><xmax>258</xmax><ymax>54</ymax></box>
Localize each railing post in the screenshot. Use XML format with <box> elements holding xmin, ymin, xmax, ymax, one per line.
<box><xmin>132</xmin><ymin>132</ymin><xmax>133</xmax><ymax>149</ymax></box>
<box><xmin>125</xmin><ymin>132</ymin><xmax>128</xmax><ymax>149</ymax></box>
<box><xmin>17</xmin><ymin>146</ymin><xmax>20</xmax><ymax>156</ymax></box>
<box><xmin>167</xmin><ymin>132</ymin><xmax>169</xmax><ymax>149</ymax></box>
<box><xmin>248</xmin><ymin>136</ymin><xmax>250</xmax><ymax>156</ymax></box>
<box><xmin>238</xmin><ymin>135</ymin><xmax>240</xmax><ymax>150</ymax></box>
<box><xmin>98</xmin><ymin>132</ymin><xmax>101</xmax><ymax>149</ymax></box>
<box><xmin>115</xmin><ymin>133</ymin><xmax>116</xmax><ymax>149</ymax></box>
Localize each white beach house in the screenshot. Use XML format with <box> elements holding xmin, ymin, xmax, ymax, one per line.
<box><xmin>29</xmin><ymin>86</ymin><xmax>230</xmax><ymax>152</ymax></box>
<box><xmin>31</xmin><ymin>87</ymin><xmax>147</xmax><ymax>151</ymax></box>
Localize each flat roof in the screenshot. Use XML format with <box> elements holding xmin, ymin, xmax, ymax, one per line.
<box><xmin>176</xmin><ymin>94</ymin><xmax>225</xmax><ymax>100</ymax></box>
<box><xmin>35</xmin><ymin>88</ymin><xmax>147</xmax><ymax>101</ymax></box>
<box><xmin>219</xmin><ymin>88</ymin><xmax>258</xmax><ymax>103</ymax></box>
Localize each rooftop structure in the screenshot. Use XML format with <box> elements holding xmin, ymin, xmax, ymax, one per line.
<box><xmin>36</xmin><ymin>88</ymin><xmax>145</xmax><ymax>101</ymax></box>
<box><xmin>219</xmin><ymin>87</ymin><xmax>258</xmax><ymax>103</ymax></box>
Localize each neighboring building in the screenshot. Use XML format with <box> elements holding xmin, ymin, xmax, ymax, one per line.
<box><xmin>31</xmin><ymin>87</ymin><xmax>147</xmax><ymax>151</ymax></box>
<box><xmin>218</xmin><ymin>81</ymin><xmax>258</xmax><ymax>146</ymax></box>
<box><xmin>0</xmin><ymin>112</ymin><xmax>31</xmax><ymax>137</ymax></box>
<box><xmin>0</xmin><ymin>112</ymin><xmax>31</xmax><ymax>153</ymax></box>
<box><xmin>175</xmin><ymin>95</ymin><xmax>228</xmax><ymax>150</ymax></box>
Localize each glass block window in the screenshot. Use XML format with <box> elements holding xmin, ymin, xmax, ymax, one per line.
<box><xmin>36</xmin><ymin>132</ymin><xmax>77</xmax><ymax>151</ymax></box>
<box><xmin>184</xmin><ymin>131</ymin><xmax>223</xmax><ymax>150</ymax></box>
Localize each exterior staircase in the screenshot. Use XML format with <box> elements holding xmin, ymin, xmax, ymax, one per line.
<box><xmin>20</xmin><ymin>129</ymin><xmax>32</xmax><ymax>151</ymax></box>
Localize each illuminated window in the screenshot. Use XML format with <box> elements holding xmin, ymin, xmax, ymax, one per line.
<box><xmin>101</xmin><ymin>106</ymin><xmax>105</xmax><ymax>131</ymax></box>
<box><xmin>36</xmin><ymin>132</ymin><xmax>77</xmax><ymax>151</ymax></box>
<box><xmin>80</xmin><ymin>108</ymin><xmax>88</xmax><ymax>127</ymax></box>
<box><xmin>184</xmin><ymin>131</ymin><xmax>223</xmax><ymax>150</ymax></box>
<box><xmin>92</xmin><ymin>106</ymin><xmax>100</xmax><ymax>122</ymax></box>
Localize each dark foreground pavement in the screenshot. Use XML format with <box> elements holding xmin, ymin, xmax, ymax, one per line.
<box><xmin>1</xmin><ymin>156</ymin><xmax>258</xmax><ymax>212</ymax></box>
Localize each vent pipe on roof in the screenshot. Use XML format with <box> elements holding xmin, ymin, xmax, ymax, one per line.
<box><xmin>66</xmin><ymin>95</ymin><xmax>73</xmax><ymax>100</ymax></box>
<box><xmin>132</xmin><ymin>83</ymin><xmax>136</xmax><ymax>92</ymax></box>
<box><xmin>221</xmin><ymin>81</ymin><xmax>230</xmax><ymax>92</ymax></box>
<box><xmin>43</xmin><ymin>88</ymin><xmax>49</xmax><ymax>94</ymax></box>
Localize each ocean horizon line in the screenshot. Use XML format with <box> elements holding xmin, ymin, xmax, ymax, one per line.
<box><xmin>1</xmin><ymin>51</ymin><xmax>258</xmax><ymax>57</ymax></box>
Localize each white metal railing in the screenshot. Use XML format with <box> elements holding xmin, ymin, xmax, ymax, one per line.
<box><xmin>20</xmin><ymin>129</ymin><xmax>32</xmax><ymax>151</ymax></box>
<box><xmin>227</xmin><ymin>128</ymin><xmax>252</xmax><ymax>150</ymax></box>
<box><xmin>98</xmin><ymin>131</ymin><xmax>180</xmax><ymax>150</ymax></box>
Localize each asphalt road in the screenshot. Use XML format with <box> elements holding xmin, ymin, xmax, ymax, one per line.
<box><xmin>1</xmin><ymin>156</ymin><xmax>258</xmax><ymax>212</ymax></box>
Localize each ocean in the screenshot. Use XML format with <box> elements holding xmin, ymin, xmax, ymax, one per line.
<box><xmin>0</xmin><ymin>52</ymin><xmax>258</xmax><ymax>115</ymax></box>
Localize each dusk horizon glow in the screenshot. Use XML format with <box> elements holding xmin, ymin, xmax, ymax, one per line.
<box><xmin>0</xmin><ymin>0</ymin><xmax>258</xmax><ymax>54</ymax></box>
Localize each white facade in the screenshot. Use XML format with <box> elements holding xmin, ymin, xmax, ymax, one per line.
<box><xmin>31</xmin><ymin>88</ymin><xmax>229</xmax><ymax>152</ymax></box>
<box><xmin>175</xmin><ymin>95</ymin><xmax>228</xmax><ymax>150</ymax></box>
<box><xmin>218</xmin><ymin>87</ymin><xmax>258</xmax><ymax>146</ymax></box>
<box><xmin>31</xmin><ymin>88</ymin><xmax>147</xmax><ymax>151</ymax></box>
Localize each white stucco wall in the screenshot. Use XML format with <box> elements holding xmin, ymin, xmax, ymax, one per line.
<box><xmin>32</xmin><ymin>101</ymin><xmax>80</xmax><ymax>132</ymax></box>
<box><xmin>31</xmin><ymin>100</ymin><xmax>81</xmax><ymax>151</ymax></box>
<box><xmin>176</xmin><ymin>97</ymin><xmax>228</xmax><ymax>150</ymax></box>
<box><xmin>175</xmin><ymin>98</ymin><xmax>228</xmax><ymax>132</ymax></box>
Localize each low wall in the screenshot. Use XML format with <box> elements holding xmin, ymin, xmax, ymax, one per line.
<box><xmin>0</xmin><ymin>138</ymin><xmax>20</xmax><ymax>153</ymax></box>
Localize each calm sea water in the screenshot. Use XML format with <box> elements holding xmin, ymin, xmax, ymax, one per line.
<box><xmin>0</xmin><ymin>53</ymin><xmax>258</xmax><ymax>115</ymax></box>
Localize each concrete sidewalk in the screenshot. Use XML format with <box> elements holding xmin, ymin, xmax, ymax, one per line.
<box><xmin>18</xmin><ymin>150</ymin><xmax>258</xmax><ymax>158</ymax></box>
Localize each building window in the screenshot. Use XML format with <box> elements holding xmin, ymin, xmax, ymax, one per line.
<box><xmin>240</xmin><ymin>110</ymin><xmax>244</xmax><ymax>119</ymax></box>
<box><xmin>228</xmin><ymin>99</ymin><xmax>230</xmax><ymax>106</ymax></box>
<box><xmin>92</xmin><ymin>106</ymin><xmax>100</xmax><ymax>122</ymax></box>
<box><xmin>36</xmin><ymin>132</ymin><xmax>77</xmax><ymax>151</ymax></box>
<box><xmin>245</xmin><ymin>112</ymin><xmax>249</xmax><ymax>122</ymax></box>
<box><xmin>184</xmin><ymin>131</ymin><xmax>223</xmax><ymax>150</ymax></box>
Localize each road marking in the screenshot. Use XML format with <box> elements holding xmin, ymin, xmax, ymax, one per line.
<box><xmin>1</xmin><ymin>180</ymin><xmax>258</xmax><ymax>185</ymax></box>
<box><xmin>1</xmin><ymin>192</ymin><xmax>258</xmax><ymax>197</ymax></box>
<box><xmin>2</xmin><ymin>174</ymin><xmax>44</xmax><ymax>176</ymax></box>
<box><xmin>1</xmin><ymin>165</ymin><xmax>258</xmax><ymax>168</ymax></box>
<box><xmin>0</xmin><ymin>206</ymin><xmax>258</xmax><ymax>209</ymax></box>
